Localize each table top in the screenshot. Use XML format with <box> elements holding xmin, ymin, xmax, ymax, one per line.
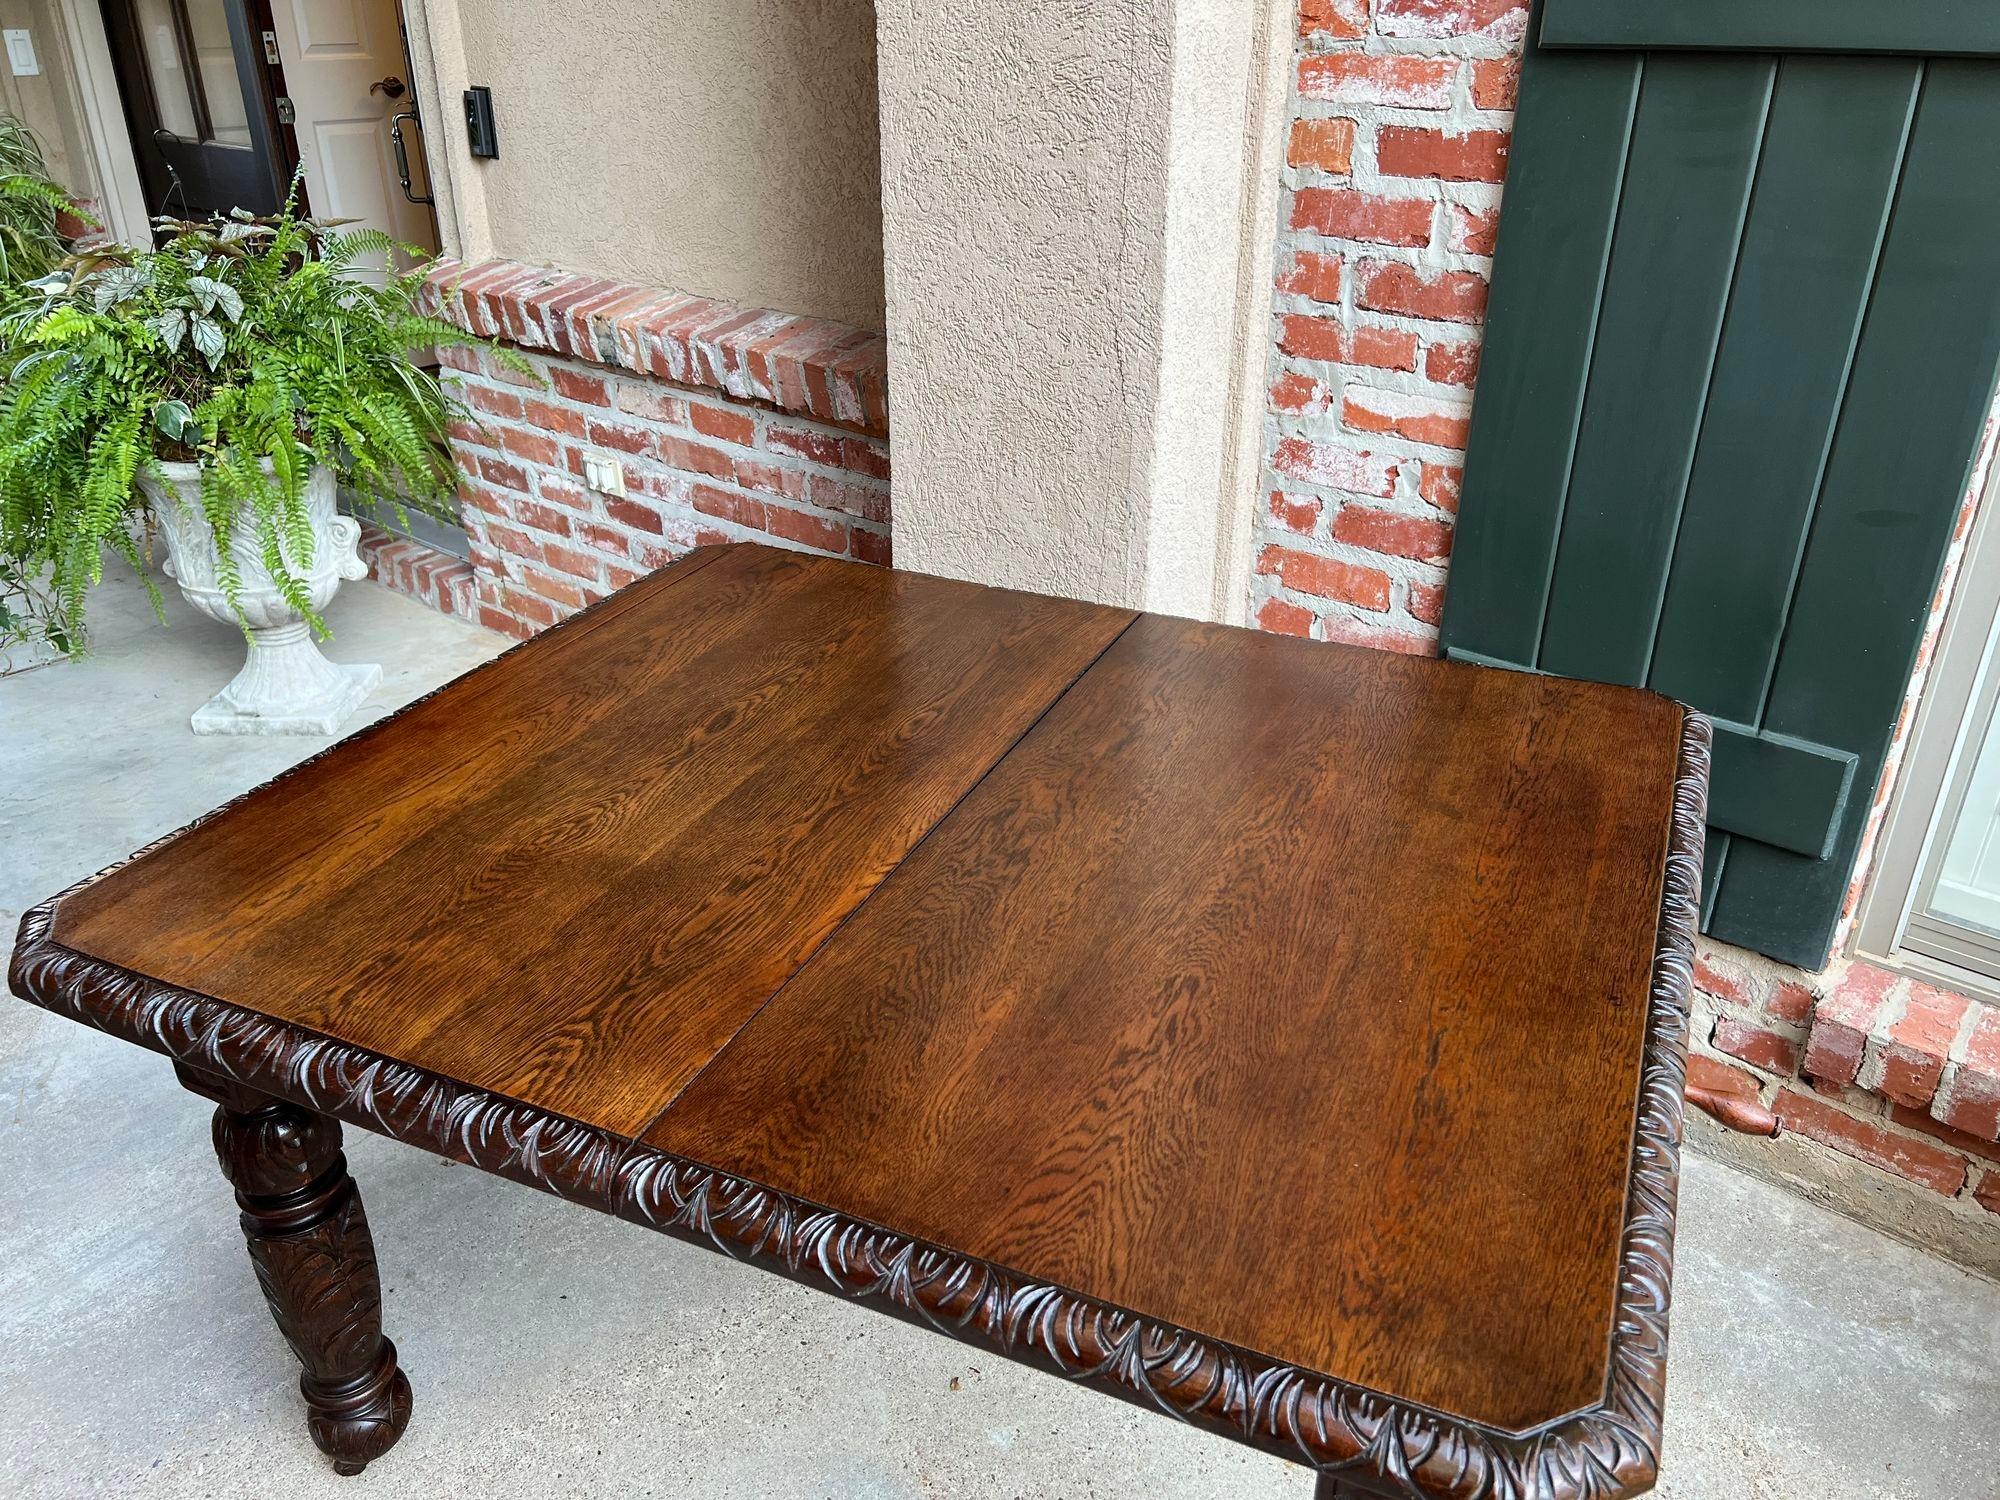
<box><xmin>15</xmin><ymin>543</ymin><xmax>1708</xmax><ymax>1499</ymax></box>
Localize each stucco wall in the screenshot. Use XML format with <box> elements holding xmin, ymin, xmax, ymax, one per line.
<box><xmin>434</xmin><ymin>0</ymin><xmax>884</xmax><ymax>330</ymax></box>
<box><xmin>0</xmin><ymin>0</ymin><xmax>102</xmax><ymax>202</ymax></box>
<box><xmin>877</xmin><ymin>1</ymin><xmax>1169</xmax><ymax>605</ymax></box>
<box><xmin>876</xmin><ymin>0</ymin><xmax>1287</xmax><ymax>617</ymax></box>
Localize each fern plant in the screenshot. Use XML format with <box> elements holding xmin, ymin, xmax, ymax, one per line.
<box><xmin>0</xmin><ymin>190</ymin><xmax>506</xmax><ymax>654</ymax></box>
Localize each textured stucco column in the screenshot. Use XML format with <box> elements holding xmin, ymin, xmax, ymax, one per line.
<box><xmin>877</xmin><ymin>0</ymin><xmax>1290</xmax><ymax>621</ymax></box>
<box><xmin>398</xmin><ymin>0</ymin><xmax>493</xmax><ymax>266</ymax></box>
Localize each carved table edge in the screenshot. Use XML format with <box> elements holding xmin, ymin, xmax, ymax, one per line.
<box><xmin>7</xmin><ymin>696</ymin><xmax>1709</xmax><ymax>1500</ymax></box>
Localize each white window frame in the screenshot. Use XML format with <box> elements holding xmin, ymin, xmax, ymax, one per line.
<box><xmin>1853</xmin><ymin>452</ymin><xmax>2000</xmax><ymax>1000</ymax></box>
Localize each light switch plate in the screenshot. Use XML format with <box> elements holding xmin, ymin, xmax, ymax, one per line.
<box><xmin>582</xmin><ymin>454</ymin><xmax>625</xmax><ymax>497</ymax></box>
<box><xmin>4</xmin><ymin>29</ymin><xmax>39</xmax><ymax>77</ymax></box>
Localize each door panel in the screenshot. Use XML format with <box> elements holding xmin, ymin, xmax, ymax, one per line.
<box><xmin>1438</xmin><ymin>46</ymin><xmax>1638</xmax><ymax>672</ymax></box>
<box><xmin>1536</xmin><ymin>53</ymin><xmax>1774</xmax><ymax>686</ymax></box>
<box><xmin>132</xmin><ymin>0</ymin><xmax>199</xmax><ymax>137</ymax></box>
<box><xmin>1707</xmin><ymin>61</ymin><xmax>2000</xmax><ymax>963</ymax></box>
<box><xmin>267</xmin><ymin>0</ymin><xmax>436</xmax><ymax>255</ymax></box>
<box><xmin>185</xmin><ymin>0</ymin><xmax>249</xmax><ymax>145</ymax></box>
<box><xmin>309</xmin><ymin>117</ymin><xmax>396</xmax><ymax>222</ymax></box>
<box><xmin>287</xmin><ymin>0</ymin><xmax>367</xmax><ymax>53</ymax></box>
<box><xmin>1540</xmin><ymin>0</ymin><xmax>2000</xmax><ymax>57</ymax></box>
<box><xmin>1648</xmin><ymin>60</ymin><xmax>1919</xmax><ymax>722</ymax></box>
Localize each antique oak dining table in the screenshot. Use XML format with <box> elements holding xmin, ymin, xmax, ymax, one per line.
<box><xmin>11</xmin><ymin>543</ymin><xmax>1709</xmax><ymax>1499</ymax></box>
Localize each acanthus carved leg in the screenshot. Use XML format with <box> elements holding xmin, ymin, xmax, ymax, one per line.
<box><xmin>179</xmin><ymin>1064</ymin><xmax>412</xmax><ymax>1475</ymax></box>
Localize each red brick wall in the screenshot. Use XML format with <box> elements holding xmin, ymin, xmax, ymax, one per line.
<box><xmin>1696</xmin><ymin>951</ymin><xmax>2000</xmax><ymax>1220</ymax></box>
<box><xmin>355</xmin><ymin>524</ymin><xmax>475</xmax><ymax>619</ymax></box>
<box><xmin>409</xmin><ymin>260</ymin><xmax>891</xmax><ymax>640</ymax></box>
<box><xmin>1253</xmin><ymin>0</ymin><xmax>1523</xmax><ymax>650</ymax></box>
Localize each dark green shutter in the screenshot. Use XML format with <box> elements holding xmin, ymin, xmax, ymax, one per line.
<box><xmin>1440</xmin><ymin>3</ymin><xmax>2000</xmax><ymax>969</ymax></box>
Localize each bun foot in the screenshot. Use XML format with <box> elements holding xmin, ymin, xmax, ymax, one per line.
<box><xmin>307</xmin><ymin>1343</ymin><xmax>413</xmax><ymax>1475</ymax></box>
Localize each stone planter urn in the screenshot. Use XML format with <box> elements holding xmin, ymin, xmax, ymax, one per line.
<box><xmin>142</xmin><ymin>460</ymin><xmax>380</xmax><ymax>735</ymax></box>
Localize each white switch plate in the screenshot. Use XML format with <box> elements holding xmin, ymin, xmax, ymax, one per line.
<box><xmin>582</xmin><ymin>453</ymin><xmax>625</xmax><ymax>497</ymax></box>
<box><xmin>4</xmin><ymin>29</ymin><xmax>39</xmax><ymax>77</ymax></box>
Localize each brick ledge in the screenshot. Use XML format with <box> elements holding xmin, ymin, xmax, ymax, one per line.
<box><xmin>422</xmin><ymin>258</ymin><xmax>888</xmax><ymax>439</ymax></box>
<box><xmin>1803</xmin><ymin>959</ymin><xmax>2000</xmax><ymax>1142</ymax></box>
<box><xmin>356</xmin><ymin>522</ymin><xmax>478</xmax><ymax>623</ymax></box>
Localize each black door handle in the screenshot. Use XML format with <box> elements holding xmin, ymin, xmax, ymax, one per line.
<box><xmin>390</xmin><ymin>111</ymin><xmax>433</xmax><ymax>207</ymax></box>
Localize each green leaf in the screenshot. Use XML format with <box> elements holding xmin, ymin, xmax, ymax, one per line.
<box><xmin>188</xmin><ymin>274</ymin><xmax>242</xmax><ymax>321</ymax></box>
<box><xmin>153</xmin><ymin>399</ymin><xmax>196</xmax><ymax>444</ymax></box>
<box><xmin>150</xmin><ymin>308</ymin><xmax>187</xmax><ymax>351</ymax></box>
<box><xmin>88</xmin><ymin>264</ymin><xmax>146</xmax><ymax>313</ymax></box>
<box><xmin>190</xmin><ymin>315</ymin><xmax>226</xmax><ymax>369</ymax></box>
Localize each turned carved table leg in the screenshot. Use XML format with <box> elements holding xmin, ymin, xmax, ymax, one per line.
<box><xmin>178</xmin><ymin>1064</ymin><xmax>412</xmax><ymax>1475</ymax></box>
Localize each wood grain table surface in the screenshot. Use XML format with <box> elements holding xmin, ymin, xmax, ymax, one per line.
<box><xmin>14</xmin><ymin>543</ymin><xmax>1710</xmax><ymax>1500</ymax></box>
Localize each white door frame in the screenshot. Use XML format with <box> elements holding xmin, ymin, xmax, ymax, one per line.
<box><xmin>49</xmin><ymin>0</ymin><xmax>151</xmax><ymax>245</ymax></box>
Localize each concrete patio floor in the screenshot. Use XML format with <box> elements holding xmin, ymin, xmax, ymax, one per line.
<box><xmin>4</xmin><ymin>562</ymin><xmax>1998</xmax><ymax>1500</ymax></box>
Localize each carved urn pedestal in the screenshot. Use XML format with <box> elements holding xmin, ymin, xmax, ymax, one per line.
<box><xmin>142</xmin><ymin>460</ymin><xmax>380</xmax><ymax>736</ymax></box>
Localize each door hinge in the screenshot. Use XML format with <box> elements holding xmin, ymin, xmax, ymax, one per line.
<box><xmin>275</xmin><ymin>96</ymin><xmax>296</xmax><ymax>125</ymax></box>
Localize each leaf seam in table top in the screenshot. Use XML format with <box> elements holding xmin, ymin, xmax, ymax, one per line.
<box><xmin>619</xmin><ymin>671</ymin><xmax>1693</xmax><ymax>1426</ymax></box>
<box><xmin>619</xmin><ymin>608</ymin><xmax>1148</xmax><ymax>1145</ymax></box>
<box><xmin>40</xmin><ymin>540</ymin><xmax>1690</xmax><ymax>1350</ymax></box>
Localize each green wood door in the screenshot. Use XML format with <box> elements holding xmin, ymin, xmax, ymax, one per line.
<box><xmin>1439</xmin><ymin>4</ymin><xmax>2000</xmax><ymax>969</ymax></box>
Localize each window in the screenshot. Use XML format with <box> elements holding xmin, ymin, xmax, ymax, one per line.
<box><xmin>1855</xmin><ymin>454</ymin><xmax>2000</xmax><ymax>998</ymax></box>
<box><xmin>132</xmin><ymin>0</ymin><xmax>252</xmax><ymax>149</ymax></box>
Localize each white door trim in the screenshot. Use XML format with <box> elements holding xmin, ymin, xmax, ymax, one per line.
<box><xmin>50</xmin><ymin>0</ymin><xmax>151</xmax><ymax>245</ymax></box>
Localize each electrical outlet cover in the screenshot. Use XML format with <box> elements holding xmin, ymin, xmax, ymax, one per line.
<box><xmin>583</xmin><ymin>455</ymin><xmax>625</xmax><ymax>497</ymax></box>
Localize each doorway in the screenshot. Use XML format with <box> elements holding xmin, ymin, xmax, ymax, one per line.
<box><xmin>95</xmin><ymin>0</ymin><xmax>436</xmax><ymax>251</ymax></box>
<box><xmin>98</xmin><ymin>0</ymin><xmax>290</xmax><ymax>219</ymax></box>
<box><xmin>262</xmin><ymin>0</ymin><xmax>436</xmax><ymax>253</ymax></box>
